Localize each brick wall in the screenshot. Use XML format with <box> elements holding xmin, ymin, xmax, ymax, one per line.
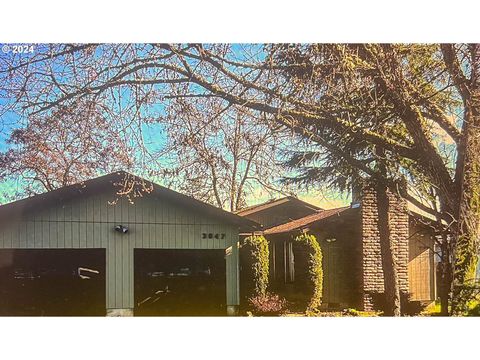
<box><xmin>360</xmin><ymin>183</ymin><xmax>409</xmax><ymax>311</ymax></box>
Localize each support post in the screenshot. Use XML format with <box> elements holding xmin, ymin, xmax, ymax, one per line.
<box><xmin>225</xmin><ymin>240</ymin><xmax>240</xmax><ymax>315</ymax></box>
<box><xmin>106</xmin><ymin>235</ymin><xmax>134</xmax><ymax>315</ymax></box>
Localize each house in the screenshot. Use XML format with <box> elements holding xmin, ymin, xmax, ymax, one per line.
<box><xmin>237</xmin><ymin>187</ymin><xmax>437</xmax><ymax>312</ymax></box>
<box><xmin>0</xmin><ymin>170</ymin><xmax>437</xmax><ymax>316</ymax></box>
<box><xmin>0</xmin><ymin>171</ymin><xmax>258</xmax><ymax>316</ymax></box>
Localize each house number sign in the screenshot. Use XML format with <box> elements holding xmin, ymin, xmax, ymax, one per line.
<box><xmin>202</xmin><ymin>233</ymin><xmax>226</xmax><ymax>239</ymax></box>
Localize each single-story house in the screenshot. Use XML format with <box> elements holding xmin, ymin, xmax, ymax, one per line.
<box><xmin>0</xmin><ymin>171</ymin><xmax>437</xmax><ymax>315</ymax></box>
<box><xmin>236</xmin><ymin>188</ymin><xmax>437</xmax><ymax>312</ymax></box>
<box><xmin>0</xmin><ymin>171</ymin><xmax>258</xmax><ymax>316</ymax></box>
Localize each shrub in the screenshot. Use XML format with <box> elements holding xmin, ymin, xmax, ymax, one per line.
<box><xmin>466</xmin><ymin>298</ymin><xmax>480</xmax><ymax>316</ymax></box>
<box><xmin>294</xmin><ymin>232</ymin><xmax>323</xmax><ymax>312</ymax></box>
<box><xmin>249</xmin><ymin>292</ymin><xmax>287</xmax><ymax>315</ymax></box>
<box><xmin>341</xmin><ymin>308</ymin><xmax>380</xmax><ymax>317</ymax></box>
<box><xmin>343</xmin><ymin>308</ymin><xmax>360</xmax><ymax>316</ymax></box>
<box><xmin>243</xmin><ymin>235</ymin><xmax>269</xmax><ymax>297</ymax></box>
<box><xmin>452</xmin><ymin>281</ymin><xmax>480</xmax><ymax>315</ymax></box>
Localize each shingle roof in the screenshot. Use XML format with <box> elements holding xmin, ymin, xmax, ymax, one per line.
<box><xmin>234</xmin><ymin>196</ymin><xmax>322</xmax><ymax>216</ymax></box>
<box><xmin>263</xmin><ymin>206</ymin><xmax>352</xmax><ymax>235</ymax></box>
<box><xmin>0</xmin><ymin>171</ymin><xmax>260</xmax><ymax>232</ymax></box>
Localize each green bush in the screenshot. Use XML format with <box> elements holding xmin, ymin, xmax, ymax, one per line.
<box><xmin>341</xmin><ymin>308</ymin><xmax>380</xmax><ymax>317</ymax></box>
<box><xmin>294</xmin><ymin>233</ymin><xmax>323</xmax><ymax>312</ymax></box>
<box><xmin>243</xmin><ymin>235</ymin><xmax>269</xmax><ymax>297</ymax></box>
<box><xmin>452</xmin><ymin>282</ymin><xmax>480</xmax><ymax>315</ymax></box>
<box><xmin>467</xmin><ymin>299</ymin><xmax>480</xmax><ymax>316</ymax></box>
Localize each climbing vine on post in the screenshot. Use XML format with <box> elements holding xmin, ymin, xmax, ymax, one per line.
<box><xmin>294</xmin><ymin>232</ymin><xmax>323</xmax><ymax>312</ymax></box>
<box><xmin>244</xmin><ymin>235</ymin><xmax>270</xmax><ymax>297</ymax></box>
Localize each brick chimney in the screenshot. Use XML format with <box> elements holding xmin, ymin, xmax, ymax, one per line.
<box><xmin>359</xmin><ymin>182</ymin><xmax>409</xmax><ymax>311</ymax></box>
<box><xmin>351</xmin><ymin>179</ymin><xmax>364</xmax><ymax>207</ymax></box>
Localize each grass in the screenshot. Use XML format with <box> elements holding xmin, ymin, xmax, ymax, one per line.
<box><xmin>419</xmin><ymin>299</ymin><xmax>480</xmax><ymax>316</ymax></box>
<box><xmin>275</xmin><ymin>308</ymin><xmax>381</xmax><ymax>317</ymax></box>
<box><xmin>419</xmin><ymin>302</ymin><xmax>442</xmax><ymax>316</ymax></box>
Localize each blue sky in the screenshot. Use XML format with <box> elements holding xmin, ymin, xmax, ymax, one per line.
<box><xmin>0</xmin><ymin>105</ymin><xmax>350</xmax><ymax>208</ymax></box>
<box><xmin>0</xmin><ymin>44</ymin><xmax>350</xmax><ymax>209</ymax></box>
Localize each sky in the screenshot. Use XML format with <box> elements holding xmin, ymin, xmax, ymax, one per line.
<box><xmin>0</xmin><ymin>112</ymin><xmax>351</xmax><ymax>209</ymax></box>
<box><xmin>0</xmin><ymin>44</ymin><xmax>351</xmax><ymax>209</ymax></box>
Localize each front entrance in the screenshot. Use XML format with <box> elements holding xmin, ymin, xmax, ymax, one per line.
<box><xmin>134</xmin><ymin>249</ymin><xmax>226</xmax><ymax>316</ymax></box>
<box><xmin>0</xmin><ymin>249</ymin><xmax>106</xmax><ymax>316</ymax></box>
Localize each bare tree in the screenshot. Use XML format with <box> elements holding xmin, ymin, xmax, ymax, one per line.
<box><xmin>0</xmin><ymin>99</ymin><xmax>134</xmax><ymax>197</ymax></box>
<box><xmin>0</xmin><ymin>43</ymin><xmax>478</xmax><ymax>314</ymax></box>
<box><xmin>156</xmin><ymin>96</ymin><xmax>291</xmax><ymax>211</ymax></box>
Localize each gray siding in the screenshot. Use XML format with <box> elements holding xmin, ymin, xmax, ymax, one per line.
<box><xmin>0</xmin><ymin>191</ymin><xmax>240</xmax><ymax>310</ymax></box>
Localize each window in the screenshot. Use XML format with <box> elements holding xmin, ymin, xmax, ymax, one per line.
<box><xmin>284</xmin><ymin>241</ymin><xmax>295</xmax><ymax>283</ymax></box>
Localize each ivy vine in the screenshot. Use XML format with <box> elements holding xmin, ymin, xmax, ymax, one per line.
<box><xmin>294</xmin><ymin>232</ymin><xmax>323</xmax><ymax>312</ymax></box>
<box><xmin>244</xmin><ymin>235</ymin><xmax>270</xmax><ymax>297</ymax></box>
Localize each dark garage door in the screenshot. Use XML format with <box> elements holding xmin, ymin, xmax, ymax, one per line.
<box><xmin>0</xmin><ymin>249</ymin><xmax>105</xmax><ymax>316</ymax></box>
<box><xmin>134</xmin><ymin>249</ymin><xmax>226</xmax><ymax>316</ymax></box>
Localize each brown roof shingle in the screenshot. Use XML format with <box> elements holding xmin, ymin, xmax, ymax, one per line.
<box><xmin>234</xmin><ymin>196</ymin><xmax>321</xmax><ymax>216</ymax></box>
<box><xmin>263</xmin><ymin>206</ymin><xmax>352</xmax><ymax>235</ymax></box>
<box><xmin>0</xmin><ymin>171</ymin><xmax>260</xmax><ymax>232</ymax></box>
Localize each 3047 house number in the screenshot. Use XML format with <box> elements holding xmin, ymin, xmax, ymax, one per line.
<box><xmin>202</xmin><ymin>232</ymin><xmax>226</xmax><ymax>239</ymax></box>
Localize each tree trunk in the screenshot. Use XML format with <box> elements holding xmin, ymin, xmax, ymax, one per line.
<box><xmin>439</xmin><ymin>283</ymin><xmax>450</xmax><ymax>316</ymax></box>
<box><xmin>376</xmin><ymin>181</ymin><xmax>401</xmax><ymax>316</ymax></box>
<box><xmin>438</xmin><ymin>240</ymin><xmax>453</xmax><ymax>316</ymax></box>
<box><xmin>451</xmin><ymin>44</ymin><xmax>480</xmax><ymax>315</ymax></box>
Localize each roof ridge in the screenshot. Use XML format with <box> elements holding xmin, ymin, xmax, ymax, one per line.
<box><xmin>235</xmin><ymin>195</ymin><xmax>322</xmax><ymax>215</ymax></box>
<box><xmin>234</xmin><ymin>196</ymin><xmax>290</xmax><ymax>213</ymax></box>
<box><xmin>0</xmin><ymin>170</ymin><xmax>126</xmax><ymax>207</ymax></box>
<box><xmin>0</xmin><ymin>170</ymin><xmax>260</xmax><ymax>231</ymax></box>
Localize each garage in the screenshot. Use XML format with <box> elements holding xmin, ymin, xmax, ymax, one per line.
<box><xmin>134</xmin><ymin>249</ymin><xmax>226</xmax><ymax>316</ymax></box>
<box><xmin>0</xmin><ymin>171</ymin><xmax>258</xmax><ymax>316</ymax></box>
<box><xmin>0</xmin><ymin>249</ymin><xmax>105</xmax><ymax>316</ymax></box>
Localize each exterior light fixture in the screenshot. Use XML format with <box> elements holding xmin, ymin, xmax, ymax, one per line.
<box><xmin>114</xmin><ymin>225</ymin><xmax>129</xmax><ymax>234</ymax></box>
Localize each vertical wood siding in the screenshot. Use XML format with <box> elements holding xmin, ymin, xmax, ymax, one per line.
<box><xmin>408</xmin><ymin>223</ymin><xmax>435</xmax><ymax>301</ymax></box>
<box><xmin>0</xmin><ymin>192</ymin><xmax>240</xmax><ymax>310</ymax></box>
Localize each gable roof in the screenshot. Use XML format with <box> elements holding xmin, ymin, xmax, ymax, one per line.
<box><xmin>0</xmin><ymin>171</ymin><xmax>260</xmax><ymax>232</ymax></box>
<box><xmin>234</xmin><ymin>196</ymin><xmax>322</xmax><ymax>216</ymax></box>
<box><xmin>262</xmin><ymin>202</ymin><xmax>441</xmax><ymax>236</ymax></box>
<box><xmin>263</xmin><ymin>206</ymin><xmax>353</xmax><ymax>235</ymax></box>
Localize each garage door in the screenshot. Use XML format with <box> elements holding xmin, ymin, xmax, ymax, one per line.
<box><xmin>134</xmin><ymin>249</ymin><xmax>226</xmax><ymax>316</ymax></box>
<box><xmin>0</xmin><ymin>249</ymin><xmax>105</xmax><ymax>316</ymax></box>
